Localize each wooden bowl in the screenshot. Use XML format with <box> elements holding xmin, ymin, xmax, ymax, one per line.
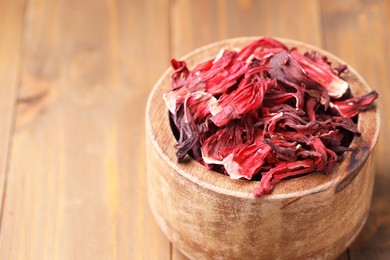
<box><xmin>145</xmin><ymin>37</ymin><xmax>380</xmax><ymax>259</ymax></box>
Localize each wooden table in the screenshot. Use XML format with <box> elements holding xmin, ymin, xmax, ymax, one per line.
<box><xmin>0</xmin><ymin>0</ymin><xmax>389</xmax><ymax>259</ymax></box>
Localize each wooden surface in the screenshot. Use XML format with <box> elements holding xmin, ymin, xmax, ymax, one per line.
<box><xmin>0</xmin><ymin>0</ymin><xmax>388</xmax><ymax>259</ymax></box>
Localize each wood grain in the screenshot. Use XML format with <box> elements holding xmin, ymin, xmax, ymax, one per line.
<box><xmin>170</xmin><ymin>0</ymin><xmax>223</xmax><ymax>57</ymax></box>
<box><xmin>0</xmin><ymin>0</ymin><xmax>26</xmax><ymax>217</ymax></box>
<box><xmin>321</xmin><ymin>0</ymin><xmax>390</xmax><ymax>258</ymax></box>
<box><xmin>223</xmin><ymin>0</ymin><xmax>323</xmax><ymax>47</ymax></box>
<box><xmin>0</xmin><ymin>0</ymin><xmax>170</xmax><ymax>259</ymax></box>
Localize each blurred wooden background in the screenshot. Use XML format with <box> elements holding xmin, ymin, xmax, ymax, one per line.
<box><xmin>0</xmin><ymin>0</ymin><xmax>389</xmax><ymax>259</ymax></box>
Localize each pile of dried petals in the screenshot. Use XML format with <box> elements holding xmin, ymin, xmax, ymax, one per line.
<box><xmin>163</xmin><ymin>37</ymin><xmax>378</xmax><ymax>198</ymax></box>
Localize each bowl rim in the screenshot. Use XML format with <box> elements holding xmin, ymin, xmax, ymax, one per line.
<box><xmin>146</xmin><ymin>36</ymin><xmax>380</xmax><ymax>200</ymax></box>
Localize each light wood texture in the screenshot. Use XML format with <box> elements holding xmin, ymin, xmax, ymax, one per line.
<box><xmin>223</xmin><ymin>0</ymin><xmax>323</xmax><ymax>46</ymax></box>
<box><xmin>0</xmin><ymin>0</ymin><xmax>26</xmax><ymax>213</ymax></box>
<box><xmin>0</xmin><ymin>0</ymin><xmax>388</xmax><ymax>259</ymax></box>
<box><xmin>146</xmin><ymin>37</ymin><xmax>379</xmax><ymax>259</ymax></box>
<box><xmin>0</xmin><ymin>0</ymin><xmax>170</xmax><ymax>259</ymax></box>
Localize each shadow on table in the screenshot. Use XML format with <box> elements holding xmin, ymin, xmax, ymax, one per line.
<box><xmin>350</xmin><ymin>169</ymin><xmax>390</xmax><ymax>258</ymax></box>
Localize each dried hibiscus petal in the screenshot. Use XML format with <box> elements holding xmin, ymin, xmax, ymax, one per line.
<box><xmin>253</xmin><ymin>159</ymin><xmax>315</xmax><ymax>198</ymax></box>
<box><xmin>172</xmin><ymin>104</ymin><xmax>200</xmax><ymax>162</ymax></box>
<box><xmin>206</xmin><ymin>59</ymin><xmax>250</xmax><ymax>95</ymax></box>
<box><xmin>290</xmin><ymin>49</ymin><xmax>349</xmax><ymax>98</ymax></box>
<box><xmin>264</xmin><ymin>139</ymin><xmax>298</xmax><ymax>162</ymax></box>
<box><xmin>237</xmin><ymin>37</ymin><xmax>288</xmax><ymax>61</ymax></box>
<box><xmin>222</xmin><ymin>141</ymin><xmax>272</xmax><ymax>180</ymax></box>
<box><xmin>310</xmin><ymin>136</ymin><xmax>337</xmax><ymax>171</ymax></box>
<box><xmin>268</xmin><ymin>51</ymin><xmax>316</xmax><ymax>88</ymax></box>
<box><xmin>201</xmin><ymin>122</ymin><xmax>245</xmax><ymax>164</ymax></box>
<box><xmin>164</xmin><ymin>37</ymin><xmax>378</xmax><ymax>198</ymax></box>
<box><xmin>331</xmin><ymin>91</ymin><xmax>378</xmax><ymax>118</ymax></box>
<box><xmin>210</xmin><ymin>68</ymin><xmax>275</xmax><ymax>127</ymax></box>
<box><xmin>184</xmin><ymin>91</ymin><xmax>216</xmax><ymax>123</ymax></box>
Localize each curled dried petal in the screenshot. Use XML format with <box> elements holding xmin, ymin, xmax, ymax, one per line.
<box><xmin>331</xmin><ymin>91</ymin><xmax>378</xmax><ymax>118</ymax></box>
<box><xmin>253</xmin><ymin>159</ymin><xmax>314</xmax><ymax>198</ymax></box>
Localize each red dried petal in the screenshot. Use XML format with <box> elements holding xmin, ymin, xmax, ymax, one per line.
<box><xmin>210</xmin><ymin>71</ymin><xmax>275</xmax><ymax>127</ymax></box>
<box><xmin>206</xmin><ymin>60</ymin><xmax>250</xmax><ymax>95</ymax></box>
<box><xmin>237</xmin><ymin>37</ymin><xmax>288</xmax><ymax>61</ymax></box>
<box><xmin>264</xmin><ymin>83</ymin><xmax>303</xmax><ymax>108</ymax></box>
<box><xmin>184</xmin><ymin>91</ymin><xmax>216</xmax><ymax>123</ymax></box>
<box><xmin>253</xmin><ymin>159</ymin><xmax>314</xmax><ymax>198</ymax></box>
<box><xmin>200</xmin><ymin>50</ymin><xmax>237</xmax><ymax>83</ymax></box>
<box><xmin>263</xmin><ymin>112</ymin><xmax>284</xmax><ymax>134</ymax></box>
<box><xmin>171</xmin><ymin>59</ymin><xmax>190</xmax><ymax>89</ymax></box>
<box><xmin>305</xmin><ymin>97</ymin><xmax>317</xmax><ymax>121</ymax></box>
<box><xmin>290</xmin><ymin>50</ymin><xmax>349</xmax><ymax>98</ymax></box>
<box><xmin>320</xmin><ymin>130</ymin><xmax>343</xmax><ymax>147</ymax></box>
<box><xmin>310</xmin><ymin>136</ymin><xmax>338</xmax><ymax>171</ymax></box>
<box><xmin>223</xmin><ymin>141</ymin><xmax>272</xmax><ymax>180</ymax></box>
<box><xmin>284</xmin><ymin>121</ymin><xmax>327</xmax><ymax>135</ymax></box>
<box><xmin>201</xmin><ymin>122</ymin><xmax>245</xmax><ymax>164</ymax></box>
<box><xmin>276</xmin><ymin>131</ymin><xmax>311</xmax><ymax>144</ymax></box>
<box><xmin>164</xmin><ymin>59</ymin><xmax>207</xmax><ymax>113</ymax></box>
<box><xmin>331</xmin><ymin>91</ymin><xmax>378</xmax><ymax>118</ymax></box>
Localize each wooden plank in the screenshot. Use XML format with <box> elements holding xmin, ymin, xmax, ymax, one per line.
<box><xmin>170</xmin><ymin>0</ymin><xmax>323</xmax><ymax>57</ymax></box>
<box><xmin>0</xmin><ymin>0</ymin><xmax>170</xmax><ymax>259</ymax></box>
<box><xmin>223</xmin><ymin>0</ymin><xmax>323</xmax><ymax>47</ymax></box>
<box><xmin>169</xmin><ymin>1</ymin><xmax>348</xmax><ymax>259</ymax></box>
<box><xmin>170</xmin><ymin>0</ymin><xmax>222</xmax><ymax>57</ymax></box>
<box><xmin>0</xmin><ymin>0</ymin><xmax>26</xmax><ymax>217</ymax></box>
<box><xmin>321</xmin><ymin>0</ymin><xmax>390</xmax><ymax>259</ymax></box>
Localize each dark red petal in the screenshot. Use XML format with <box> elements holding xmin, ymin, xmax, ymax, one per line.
<box><xmin>330</xmin><ymin>117</ymin><xmax>359</xmax><ymax>133</ymax></box>
<box><xmin>305</xmin><ymin>97</ymin><xmax>317</xmax><ymax>122</ymax></box>
<box><xmin>276</xmin><ymin>131</ymin><xmax>311</xmax><ymax>144</ymax></box>
<box><xmin>173</xmin><ymin>105</ymin><xmax>200</xmax><ymax>162</ymax></box>
<box><xmin>265</xmin><ymin>139</ymin><xmax>298</xmax><ymax>161</ymax></box>
<box><xmin>268</xmin><ymin>51</ymin><xmax>315</xmax><ymax>86</ymax></box>
<box><xmin>284</xmin><ymin>121</ymin><xmax>327</xmax><ymax>135</ymax></box>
